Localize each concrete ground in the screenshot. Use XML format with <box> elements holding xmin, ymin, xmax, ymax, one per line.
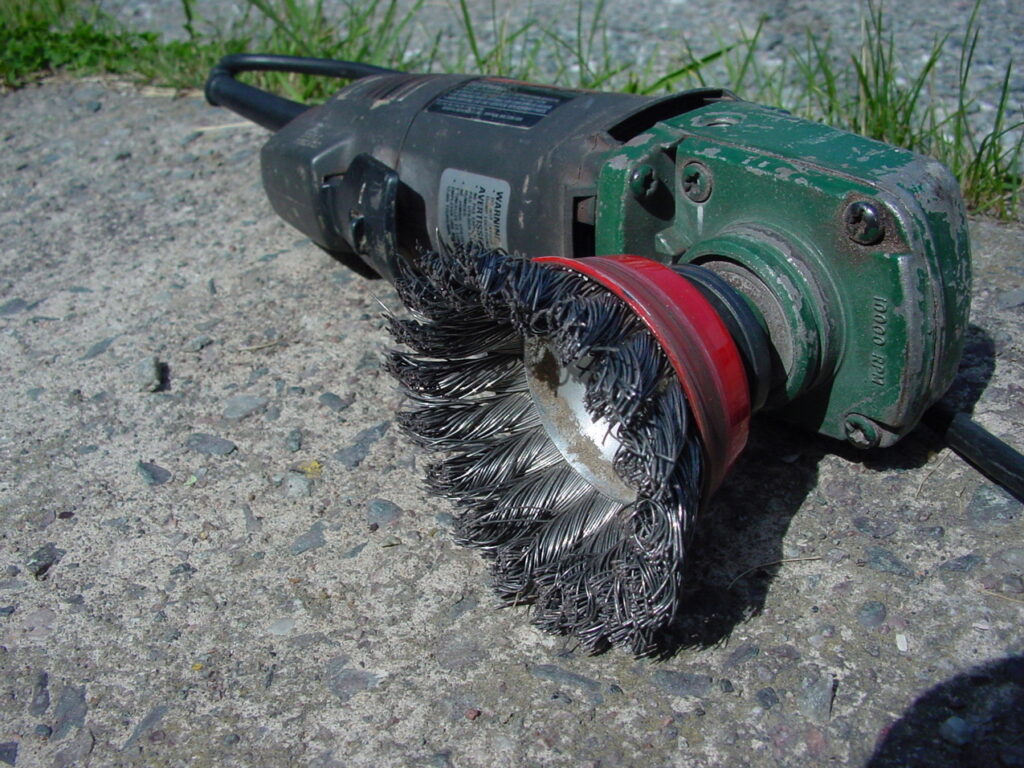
<box><xmin>0</xmin><ymin>77</ymin><xmax>1022</xmax><ymax>767</ymax></box>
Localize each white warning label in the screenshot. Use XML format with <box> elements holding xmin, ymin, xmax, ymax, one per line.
<box><xmin>438</xmin><ymin>168</ymin><xmax>510</xmax><ymax>251</ymax></box>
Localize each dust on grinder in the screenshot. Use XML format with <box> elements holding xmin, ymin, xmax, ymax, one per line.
<box><xmin>206</xmin><ymin>54</ymin><xmax>974</xmax><ymax>655</ymax></box>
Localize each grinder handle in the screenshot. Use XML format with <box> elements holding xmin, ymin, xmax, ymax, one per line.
<box><xmin>205</xmin><ymin>53</ymin><xmax>399</xmax><ymax>131</ymax></box>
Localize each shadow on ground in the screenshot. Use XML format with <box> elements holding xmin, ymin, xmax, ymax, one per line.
<box><xmin>867</xmin><ymin>655</ymin><xmax>1024</xmax><ymax>767</ymax></box>
<box><xmin>651</xmin><ymin>323</ymin><xmax>1001</xmax><ymax>657</ymax></box>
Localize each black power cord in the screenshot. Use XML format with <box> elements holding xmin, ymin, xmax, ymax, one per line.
<box><xmin>205</xmin><ymin>53</ymin><xmax>399</xmax><ymax>131</ymax></box>
<box><xmin>923</xmin><ymin>402</ymin><xmax>1024</xmax><ymax>502</ymax></box>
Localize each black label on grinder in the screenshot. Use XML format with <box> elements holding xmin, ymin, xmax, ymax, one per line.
<box><xmin>427</xmin><ymin>78</ymin><xmax>572</xmax><ymax>128</ymax></box>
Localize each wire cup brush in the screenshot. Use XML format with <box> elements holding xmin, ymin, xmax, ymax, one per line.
<box><xmin>206</xmin><ymin>54</ymin><xmax>1024</xmax><ymax>655</ymax></box>
<box><xmin>384</xmin><ymin>248</ymin><xmax>760</xmax><ymax>653</ymax></box>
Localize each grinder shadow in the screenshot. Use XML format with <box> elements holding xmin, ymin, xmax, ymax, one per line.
<box><xmin>935</xmin><ymin>323</ymin><xmax>998</xmax><ymax>415</ymax></box>
<box><xmin>654</xmin><ymin>417</ymin><xmax>827</xmax><ymax>657</ymax></box>
<box><xmin>651</xmin><ymin>324</ymin><xmax>998</xmax><ymax>658</ymax></box>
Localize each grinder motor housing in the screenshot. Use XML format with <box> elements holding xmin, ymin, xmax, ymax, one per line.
<box><xmin>257</xmin><ymin>72</ymin><xmax>971</xmax><ymax>450</ymax></box>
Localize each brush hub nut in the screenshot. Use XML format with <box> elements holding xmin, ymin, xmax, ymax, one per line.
<box><xmin>524</xmin><ymin>340</ymin><xmax>638</xmax><ymax>504</ymax></box>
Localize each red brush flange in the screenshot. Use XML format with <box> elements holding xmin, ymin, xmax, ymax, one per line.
<box><xmin>535</xmin><ymin>254</ymin><xmax>750</xmax><ymax>494</ymax></box>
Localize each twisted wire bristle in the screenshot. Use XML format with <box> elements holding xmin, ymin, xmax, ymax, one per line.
<box><xmin>424</xmin><ymin>430</ymin><xmax>563</xmax><ymax>498</ymax></box>
<box><xmin>384</xmin><ymin>247</ymin><xmax>705</xmax><ymax>656</ymax></box>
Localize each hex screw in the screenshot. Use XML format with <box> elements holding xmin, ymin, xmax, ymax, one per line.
<box><xmin>844</xmin><ymin>413</ymin><xmax>881</xmax><ymax>449</ymax></box>
<box><xmin>628</xmin><ymin>165</ymin><xmax>658</xmax><ymax>200</ymax></box>
<box><xmin>681</xmin><ymin>162</ymin><xmax>712</xmax><ymax>203</ymax></box>
<box><xmin>844</xmin><ymin>201</ymin><xmax>885</xmax><ymax>245</ymax></box>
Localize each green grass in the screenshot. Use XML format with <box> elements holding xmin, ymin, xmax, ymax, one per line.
<box><xmin>715</xmin><ymin>3</ymin><xmax>1023</xmax><ymax>219</ymax></box>
<box><xmin>1</xmin><ymin>0</ymin><xmax>1020</xmax><ymax>218</ymax></box>
<box><xmin>0</xmin><ymin>0</ymin><xmax>244</xmax><ymax>89</ymax></box>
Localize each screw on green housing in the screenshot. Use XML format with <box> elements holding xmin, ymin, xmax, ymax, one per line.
<box><xmin>843</xmin><ymin>200</ymin><xmax>886</xmax><ymax>246</ymax></box>
<box><xmin>681</xmin><ymin>161</ymin><xmax>712</xmax><ymax>203</ymax></box>
<box><xmin>596</xmin><ymin>99</ymin><xmax>971</xmax><ymax>447</ymax></box>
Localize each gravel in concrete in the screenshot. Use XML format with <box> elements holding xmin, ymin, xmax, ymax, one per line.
<box><xmin>0</xmin><ymin>76</ymin><xmax>1022</xmax><ymax>767</ymax></box>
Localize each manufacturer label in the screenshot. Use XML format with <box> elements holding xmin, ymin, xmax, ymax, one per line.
<box><xmin>427</xmin><ymin>78</ymin><xmax>571</xmax><ymax>128</ymax></box>
<box><xmin>439</xmin><ymin>169</ymin><xmax>510</xmax><ymax>251</ymax></box>
<box><xmin>869</xmin><ymin>296</ymin><xmax>888</xmax><ymax>386</ymax></box>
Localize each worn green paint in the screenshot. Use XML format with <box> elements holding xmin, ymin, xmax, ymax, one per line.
<box><xmin>594</xmin><ymin>99</ymin><xmax>971</xmax><ymax>446</ymax></box>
